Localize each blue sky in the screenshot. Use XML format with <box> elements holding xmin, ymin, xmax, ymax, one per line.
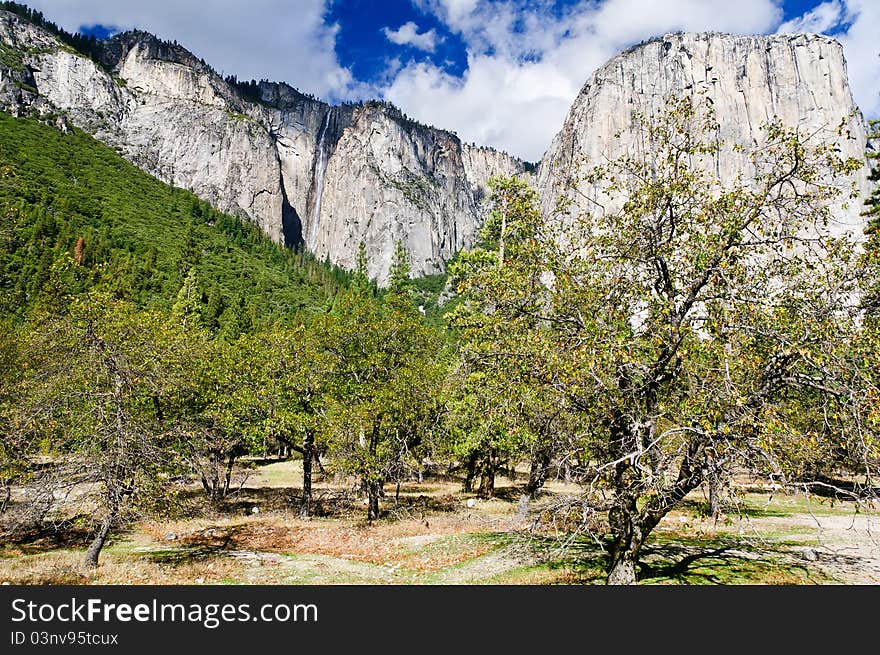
<box><xmin>25</xmin><ymin>1</ymin><xmax>880</xmax><ymax>160</ymax></box>
<box><xmin>326</xmin><ymin>1</ymin><xmax>832</xmax><ymax>83</ymax></box>
<box><xmin>328</xmin><ymin>0</ymin><xmax>468</xmax><ymax>83</ymax></box>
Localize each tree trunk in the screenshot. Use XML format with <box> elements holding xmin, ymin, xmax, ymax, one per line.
<box><xmin>606</xmin><ymin>540</ymin><xmax>640</xmax><ymax>585</ymax></box>
<box><xmin>300</xmin><ymin>431</ymin><xmax>313</xmax><ymax>518</ymax></box>
<box><xmin>526</xmin><ymin>450</ymin><xmax>551</xmax><ymax>498</ymax></box>
<box><xmin>709</xmin><ymin>477</ymin><xmax>723</xmax><ymax>521</ymax></box>
<box><xmin>366</xmin><ymin>423</ymin><xmax>381</xmax><ymax>521</ymax></box>
<box><xmin>0</xmin><ymin>483</ymin><xmax>10</xmax><ymax>514</ymax></box>
<box><xmin>477</xmin><ymin>450</ymin><xmax>498</xmax><ymax>499</ymax></box>
<box><xmin>83</xmin><ymin>515</ymin><xmax>113</xmax><ymax>569</ymax></box>
<box><xmin>200</xmin><ymin>472</ymin><xmax>211</xmax><ymax>498</ymax></box>
<box><xmin>313</xmin><ymin>451</ymin><xmax>326</xmax><ymax>476</ymax></box>
<box><xmin>367</xmin><ymin>480</ymin><xmax>380</xmax><ymax>521</ymax></box>
<box><xmin>604</xmin><ymin>469</ymin><xmax>700</xmax><ymax>584</ymax></box>
<box><xmin>223</xmin><ymin>453</ymin><xmax>236</xmax><ymax>498</ymax></box>
<box><xmin>478</xmin><ymin>467</ymin><xmax>495</xmax><ymax>499</ymax></box>
<box><xmin>463</xmin><ymin>451</ymin><xmax>479</xmax><ymax>493</ymax></box>
<box><xmin>606</xmin><ymin>497</ymin><xmax>648</xmax><ymax>585</ymax></box>
<box><xmin>204</xmin><ymin>452</ymin><xmax>221</xmax><ymax>502</ymax></box>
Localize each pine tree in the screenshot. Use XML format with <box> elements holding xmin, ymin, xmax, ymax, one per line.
<box><xmin>388</xmin><ymin>240</ymin><xmax>413</xmax><ymax>294</ymax></box>
<box><xmin>864</xmin><ymin>120</ymin><xmax>880</xmax><ymax>231</ymax></box>
<box><xmin>171</xmin><ymin>269</ymin><xmax>203</xmax><ymax>330</ymax></box>
<box><xmin>352</xmin><ymin>240</ymin><xmax>371</xmax><ymax>292</ymax></box>
<box><xmin>218</xmin><ymin>289</ymin><xmax>251</xmax><ymax>340</ymax></box>
<box><xmin>203</xmin><ymin>284</ymin><xmax>226</xmax><ymax>331</ymax></box>
<box><xmin>178</xmin><ymin>224</ymin><xmax>201</xmax><ymax>277</ymax></box>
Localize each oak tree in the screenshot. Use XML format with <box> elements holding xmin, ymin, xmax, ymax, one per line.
<box><xmin>454</xmin><ymin>97</ymin><xmax>876</xmax><ymax>583</ymax></box>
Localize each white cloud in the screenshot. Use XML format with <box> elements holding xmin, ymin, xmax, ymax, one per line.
<box><xmin>386</xmin><ymin>55</ymin><xmax>577</xmax><ymax>159</ymax></box>
<box><xmin>383</xmin><ymin>21</ymin><xmax>440</xmax><ymax>52</ymax></box>
<box><xmin>19</xmin><ymin>0</ymin><xmax>362</xmax><ymax>101</ymax></box>
<box><xmin>834</xmin><ymin>1</ymin><xmax>880</xmax><ymax>119</ymax></box>
<box><xmin>776</xmin><ymin>0</ymin><xmax>878</xmax><ymax>118</ymax></box>
<box><xmin>776</xmin><ymin>0</ymin><xmax>842</xmax><ymax>33</ymax></box>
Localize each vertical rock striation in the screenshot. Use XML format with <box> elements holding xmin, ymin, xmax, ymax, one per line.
<box><xmin>0</xmin><ymin>10</ymin><xmax>525</xmax><ymax>283</ymax></box>
<box><xmin>537</xmin><ymin>32</ymin><xmax>871</xmax><ymax>238</ymax></box>
<box><xmin>1</xmin><ymin>12</ymin><xmax>870</xmax><ymax>281</ymax></box>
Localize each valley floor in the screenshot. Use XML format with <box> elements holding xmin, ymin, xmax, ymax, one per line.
<box><xmin>1</xmin><ymin>460</ymin><xmax>877</xmax><ymax>585</ymax></box>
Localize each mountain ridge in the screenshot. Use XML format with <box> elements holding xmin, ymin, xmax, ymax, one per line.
<box><xmin>537</xmin><ymin>30</ymin><xmax>870</xmax><ymax>235</ymax></box>
<box><xmin>0</xmin><ymin>5</ymin><xmax>871</xmax><ymax>283</ymax></box>
<box><xmin>0</xmin><ymin>7</ymin><xmax>526</xmax><ymax>284</ymax></box>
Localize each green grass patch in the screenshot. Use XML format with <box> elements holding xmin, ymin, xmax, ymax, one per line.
<box><xmin>517</xmin><ymin>527</ymin><xmax>835</xmax><ymax>585</ymax></box>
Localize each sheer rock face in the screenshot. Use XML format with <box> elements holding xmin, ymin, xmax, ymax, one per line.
<box><xmin>537</xmin><ymin>32</ymin><xmax>871</xmax><ymax>239</ymax></box>
<box><xmin>305</xmin><ymin>105</ymin><xmax>524</xmax><ymax>280</ymax></box>
<box><xmin>0</xmin><ymin>11</ymin><xmax>524</xmax><ymax>284</ymax></box>
<box><xmin>2</xmin><ymin>13</ymin><xmax>870</xmax><ymax>283</ymax></box>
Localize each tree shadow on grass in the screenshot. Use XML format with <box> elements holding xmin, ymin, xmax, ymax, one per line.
<box><xmin>0</xmin><ymin>515</ymin><xmax>137</xmax><ymax>555</ymax></box>
<box><xmin>521</xmin><ymin>532</ymin><xmax>826</xmax><ymax>584</ymax></box>
<box><xmin>145</xmin><ymin>524</ymin><xmax>240</xmax><ymax>565</ymax></box>
<box><xmin>522</xmin><ymin>535</ymin><xmax>608</xmax><ymax>583</ymax></box>
<box><xmin>638</xmin><ymin>540</ymin><xmax>822</xmax><ymax>584</ymax></box>
<box><xmin>638</xmin><ymin>544</ymin><xmax>736</xmax><ymax>584</ymax></box>
<box><xmin>1</xmin><ymin>521</ymin><xmax>93</xmax><ymax>552</ymax></box>
<box><xmin>677</xmin><ymin>498</ymin><xmax>791</xmax><ymax>519</ymax></box>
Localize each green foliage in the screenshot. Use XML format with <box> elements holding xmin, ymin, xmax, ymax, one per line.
<box><xmin>0</xmin><ymin>318</ymin><xmax>28</xmax><ymax>497</ymax></box>
<box><xmin>0</xmin><ymin>113</ymin><xmax>451</xmax><ymax>522</ymax></box>
<box><xmin>15</xmin><ymin>292</ymin><xmax>187</xmax><ymax>540</ymax></box>
<box><xmin>0</xmin><ymin>2</ymin><xmax>105</xmax><ymax>66</ymax></box>
<box><xmin>446</xmin><ymin>177</ymin><xmax>564</xmax><ymax>495</ymax></box>
<box><xmin>0</xmin><ymin>41</ymin><xmax>24</xmax><ymax>71</ymax></box>
<box><xmin>316</xmin><ymin>284</ymin><xmax>447</xmax><ymax>518</ymax></box>
<box><xmin>351</xmin><ymin>240</ymin><xmax>373</xmax><ymax>293</ymax></box>
<box><xmin>864</xmin><ymin>119</ymin><xmax>880</xmax><ymax>226</ymax></box>
<box><xmin>245</xmin><ymin>323</ymin><xmax>329</xmax><ymax>448</ymax></box>
<box><xmin>0</xmin><ymin>114</ymin><xmax>344</xmax><ymax>326</ymax></box>
<box><xmin>388</xmin><ymin>240</ymin><xmax>413</xmax><ymax>294</ymax></box>
<box><xmin>862</xmin><ymin>120</ymin><xmax>880</xmax><ymax>317</ymax></box>
<box><xmin>453</xmin><ymin>97</ymin><xmax>876</xmax><ymax>581</ymax></box>
<box><xmin>171</xmin><ymin>269</ymin><xmax>203</xmax><ymax>331</ymax></box>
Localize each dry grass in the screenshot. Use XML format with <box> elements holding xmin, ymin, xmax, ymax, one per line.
<box><xmin>0</xmin><ymin>548</ymin><xmax>245</xmax><ymax>585</ymax></box>
<box><xmin>1</xmin><ymin>461</ymin><xmax>876</xmax><ymax>585</ymax></box>
<box><xmin>141</xmin><ymin>509</ymin><xmax>516</xmax><ymax>573</ymax></box>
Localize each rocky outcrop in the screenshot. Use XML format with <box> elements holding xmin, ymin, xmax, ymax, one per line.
<box><xmin>304</xmin><ymin>104</ymin><xmax>525</xmax><ymax>279</ymax></box>
<box><xmin>2</xmin><ymin>12</ymin><xmax>869</xmax><ymax>282</ymax></box>
<box><xmin>1</xmin><ymin>22</ymin><xmax>293</xmax><ymax>244</ymax></box>
<box><xmin>0</xmin><ymin>10</ymin><xmax>525</xmax><ymax>284</ymax></box>
<box><xmin>537</xmin><ymin>32</ymin><xmax>871</xmax><ymax>238</ymax></box>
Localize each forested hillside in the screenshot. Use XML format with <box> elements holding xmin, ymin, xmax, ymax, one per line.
<box><xmin>0</xmin><ymin>112</ymin><xmax>448</xmax><ymax>570</ymax></box>
<box><xmin>0</xmin><ymin>114</ymin><xmax>350</xmax><ymax>331</ymax></box>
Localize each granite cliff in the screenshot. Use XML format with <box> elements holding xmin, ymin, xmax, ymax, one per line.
<box><xmin>1</xmin><ymin>13</ymin><xmax>870</xmax><ymax>282</ymax></box>
<box><xmin>0</xmin><ymin>11</ymin><xmax>524</xmax><ymax>283</ymax></box>
<box><xmin>536</xmin><ymin>32</ymin><xmax>870</xmax><ymax>238</ymax></box>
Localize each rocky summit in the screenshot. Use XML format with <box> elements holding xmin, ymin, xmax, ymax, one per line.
<box><xmin>537</xmin><ymin>32</ymin><xmax>871</xmax><ymax>239</ymax></box>
<box><xmin>0</xmin><ymin>12</ymin><xmax>870</xmax><ymax>282</ymax></box>
<box><xmin>0</xmin><ymin>11</ymin><xmax>523</xmax><ymax>284</ymax></box>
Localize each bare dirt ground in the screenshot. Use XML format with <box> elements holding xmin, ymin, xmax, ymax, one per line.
<box><xmin>729</xmin><ymin>510</ymin><xmax>880</xmax><ymax>583</ymax></box>
<box><xmin>1</xmin><ymin>459</ymin><xmax>877</xmax><ymax>585</ymax></box>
